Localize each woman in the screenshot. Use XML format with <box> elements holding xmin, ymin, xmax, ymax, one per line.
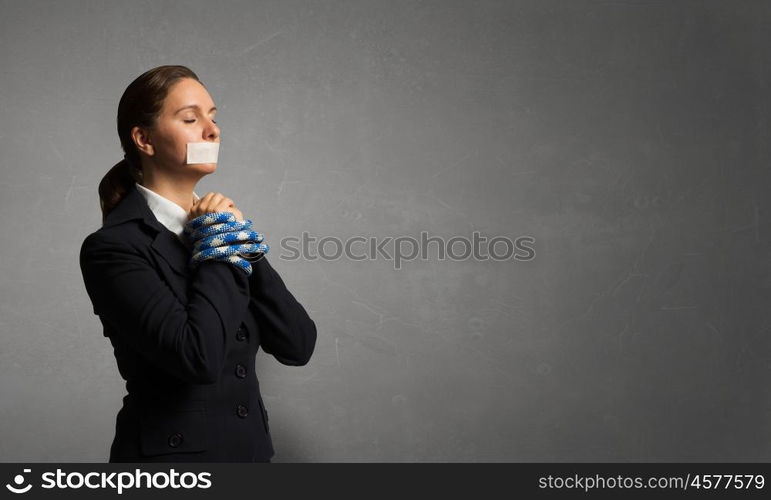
<box><xmin>79</xmin><ymin>65</ymin><xmax>317</xmax><ymax>462</ymax></box>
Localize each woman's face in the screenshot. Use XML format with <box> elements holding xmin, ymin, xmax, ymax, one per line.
<box><xmin>139</xmin><ymin>77</ymin><xmax>221</xmax><ymax>176</ymax></box>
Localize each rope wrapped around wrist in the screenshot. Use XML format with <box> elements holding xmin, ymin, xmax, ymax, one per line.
<box><xmin>183</xmin><ymin>212</ymin><xmax>269</xmax><ymax>276</ymax></box>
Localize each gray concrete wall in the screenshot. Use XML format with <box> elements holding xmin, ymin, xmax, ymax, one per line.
<box><xmin>1</xmin><ymin>0</ymin><xmax>769</xmax><ymax>461</ymax></box>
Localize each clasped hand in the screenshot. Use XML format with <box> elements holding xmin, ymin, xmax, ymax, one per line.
<box><xmin>183</xmin><ymin>192</ymin><xmax>269</xmax><ymax>276</ymax></box>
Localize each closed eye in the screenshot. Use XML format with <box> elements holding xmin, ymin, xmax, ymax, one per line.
<box><xmin>184</xmin><ymin>119</ymin><xmax>217</xmax><ymax>124</ymax></box>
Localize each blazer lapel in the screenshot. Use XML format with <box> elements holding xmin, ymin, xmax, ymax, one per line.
<box><xmin>151</xmin><ymin>229</ymin><xmax>191</xmax><ymax>277</ymax></box>
<box><xmin>151</xmin><ymin>229</ymin><xmax>191</xmax><ymax>276</ymax></box>
<box><xmin>103</xmin><ymin>184</ymin><xmax>192</xmax><ymax>295</ymax></box>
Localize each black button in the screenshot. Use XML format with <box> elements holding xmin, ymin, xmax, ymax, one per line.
<box><xmin>236</xmin><ymin>327</ymin><xmax>247</xmax><ymax>342</ymax></box>
<box><xmin>235</xmin><ymin>364</ymin><xmax>247</xmax><ymax>378</ymax></box>
<box><xmin>236</xmin><ymin>404</ymin><xmax>249</xmax><ymax>418</ymax></box>
<box><xmin>168</xmin><ymin>432</ymin><xmax>183</xmax><ymax>448</ymax></box>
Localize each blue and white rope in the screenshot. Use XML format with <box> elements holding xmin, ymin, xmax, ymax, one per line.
<box><xmin>183</xmin><ymin>212</ymin><xmax>269</xmax><ymax>276</ymax></box>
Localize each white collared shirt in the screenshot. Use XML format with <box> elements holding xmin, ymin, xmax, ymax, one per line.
<box><xmin>134</xmin><ymin>182</ymin><xmax>200</xmax><ymax>240</ymax></box>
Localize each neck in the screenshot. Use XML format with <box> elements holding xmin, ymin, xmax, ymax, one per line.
<box><xmin>139</xmin><ymin>172</ymin><xmax>200</xmax><ymax>213</ymax></box>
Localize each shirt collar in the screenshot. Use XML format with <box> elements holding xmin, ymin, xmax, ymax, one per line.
<box><xmin>134</xmin><ymin>182</ymin><xmax>200</xmax><ymax>239</ymax></box>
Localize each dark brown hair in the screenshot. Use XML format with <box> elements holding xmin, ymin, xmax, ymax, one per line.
<box><xmin>98</xmin><ymin>65</ymin><xmax>202</xmax><ymax>223</ymax></box>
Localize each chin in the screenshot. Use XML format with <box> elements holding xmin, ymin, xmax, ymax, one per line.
<box><xmin>192</xmin><ymin>163</ymin><xmax>217</xmax><ymax>174</ymax></box>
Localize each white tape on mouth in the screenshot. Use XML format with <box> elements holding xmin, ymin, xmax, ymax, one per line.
<box><xmin>186</xmin><ymin>142</ymin><xmax>220</xmax><ymax>164</ymax></box>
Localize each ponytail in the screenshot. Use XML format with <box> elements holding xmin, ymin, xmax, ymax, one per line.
<box><xmin>98</xmin><ymin>154</ymin><xmax>143</xmax><ymax>224</ymax></box>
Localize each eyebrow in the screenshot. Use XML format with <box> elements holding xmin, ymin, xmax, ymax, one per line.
<box><xmin>174</xmin><ymin>105</ymin><xmax>217</xmax><ymax>114</ymax></box>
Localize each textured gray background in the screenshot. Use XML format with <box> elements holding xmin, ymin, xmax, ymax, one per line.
<box><xmin>1</xmin><ymin>0</ymin><xmax>769</xmax><ymax>462</ymax></box>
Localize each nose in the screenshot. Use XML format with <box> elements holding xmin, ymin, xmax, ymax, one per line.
<box><xmin>204</xmin><ymin>117</ymin><xmax>220</xmax><ymax>141</ymax></box>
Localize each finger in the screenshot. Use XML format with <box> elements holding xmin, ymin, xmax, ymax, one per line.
<box><xmin>199</xmin><ymin>192</ymin><xmax>215</xmax><ymax>203</ymax></box>
<box><xmin>201</xmin><ymin>193</ymin><xmax>226</xmax><ymax>214</ymax></box>
<box><xmin>213</xmin><ymin>200</ymin><xmax>235</xmax><ymax>213</ymax></box>
<box><xmin>192</xmin><ymin>193</ymin><xmax>211</xmax><ymax>212</ymax></box>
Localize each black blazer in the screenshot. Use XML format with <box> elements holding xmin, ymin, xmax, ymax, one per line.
<box><xmin>79</xmin><ymin>183</ymin><xmax>317</xmax><ymax>462</ymax></box>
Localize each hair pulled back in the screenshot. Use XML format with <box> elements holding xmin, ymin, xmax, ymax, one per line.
<box><xmin>98</xmin><ymin>65</ymin><xmax>201</xmax><ymax>223</ymax></box>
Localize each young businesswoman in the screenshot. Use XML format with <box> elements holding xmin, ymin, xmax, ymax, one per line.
<box><xmin>79</xmin><ymin>65</ymin><xmax>317</xmax><ymax>462</ymax></box>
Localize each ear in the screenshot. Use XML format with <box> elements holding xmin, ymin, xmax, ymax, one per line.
<box><xmin>130</xmin><ymin>126</ymin><xmax>155</xmax><ymax>158</ymax></box>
